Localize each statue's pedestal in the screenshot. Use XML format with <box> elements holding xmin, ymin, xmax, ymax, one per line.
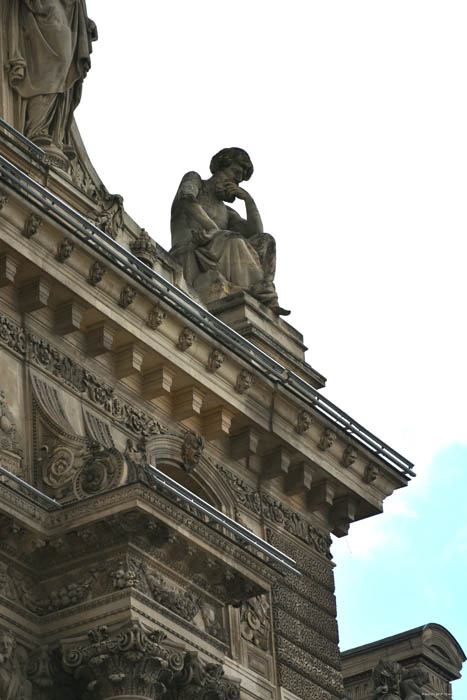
<box><xmin>207</xmin><ymin>292</ymin><xmax>326</xmax><ymax>389</ymax></box>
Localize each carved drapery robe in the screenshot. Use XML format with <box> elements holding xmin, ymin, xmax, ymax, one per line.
<box><xmin>170</xmin><ymin>171</ymin><xmax>280</xmax><ymax>310</ymax></box>
<box><xmin>7</xmin><ymin>0</ymin><xmax>95</xmax><ymax>159</ymax></box>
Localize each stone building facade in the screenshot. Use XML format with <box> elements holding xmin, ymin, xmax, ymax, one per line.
<box><xmin>0</xmin><ymin>7</ymin><xmax>463</xmax><ymax>700</ymax></box>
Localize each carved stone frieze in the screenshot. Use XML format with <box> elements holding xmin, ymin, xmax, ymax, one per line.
<box><xmin>0</xmin><ymin>315</ymin><xmax>27</xmax><ymax>356</ymax></box>
<box><xmin>147</xmin><ymin>304</ymin><xmax>167</xmax><ymax>330</ymax></box>
<box><xmin>177</xmin><ymin>327</ymin><xmax>196</xmax><ymax>351</ymax></box>
<box><xmin>373</xmin><ymin>659</ymin><xmax>401</xmax><ymax>699</ymax></box>
<box><xmin>31</xmin><ymin>577</ymin><xmax>93</xmax><ymax>615</ymax></box>
<box><xmin>296</xmin><ymin>409</ymin><xmax>312</xmax><ymax>435</ymax></box>
<box><xmin>70</xmin><ymin>159</ymin><xmax>97</xmax><ymax>199</ymax></box>
<box><xmin>130</xmin><ymin>229</ymin><xmax>158</xmax><ymax>268</ymax></box>
<box><xmin>125</xmin><ymin>437</ymin><xmax>151</xmax><ymax>484</ymax></box>
<box><xmin>88</xmin><ymin>261</ymin><xmax>106</xmax><ymax>286</ymax></box>
<box><xmin>55</xmin><ymin>238</ymin><xmax>74</xmax><ymax>263</ymax></box>
<box><xmin>40</xmin><ymin>443</ymin><xmax>82</xmax><ymax>496</ymax></box>
<box><xmin>235</xmin><ymin>369</ymin><xmax>253</xmax><ymax>394</ymax></box>
<box><xmin>216</xmin><ymin>465</ymin><xmax>261</xmax><ymax>515</ymax></box>
<box><xmin>22</xmin><ymin>214</ymin><xmax>42</xmax><ymax>239</ymax></box>
<box><xmin>0</xmin><ymin>389</ymin><xmax>21</xmax><ymax>454</ymax></box>
<box><xmin>200</xmin><ymin>603</ymin><xmax>228</xmax><ymax>643</ymax></box>
<box><xmin>262</xmin><ymin>494</ymin><xmax>332</xmax><ymax>560</ymax></box>
<box><xmin>61</xmin><ymin>620</ymin><xmax>185</xmax><ymax>700</ymax></box>
<box><xmin>207</xmin><ymin>349</ymin><xmax>225</xmax><ymax>373</ymax></box>
<box><xmin>25</xmin><ymin>330</ymin><xmax>169</xmax><ymax>439</ymax></box>
<box><xmin>181</xmin><ymin>431</ymin><xmax>205</xmax><ymax>473</ymax></box>
<box><xmin>170</xmin><ymin>651</ymin><xmax>240</xmax><ymax>700</ymax></box>
<box><xmin>240</xmin><ymin>595</ymin><xmax>271</xmax><ymax>652</ymax></box>
<box><xmin>110</xmin><ymin>559</ymin><xmax>140</xmax><ymax>591</ymax></box>
<box><xmin>214</xmin><ymin>464</ymin><xmax>332</xmax><ymax>559</ymax></box>
<box><xmin>400</xmin><ymin>665</ymin><xmax>429</xmax><ymax>700</ymax></box>
<box><xmin>145</xmin><ymin>569</ymin><xmax>200</xmax><ymax>622</ymax></box>
<box><xmin>74</xmin><ymin>441</ymin><xmax>126</xmax><ymax>499</ymax></box>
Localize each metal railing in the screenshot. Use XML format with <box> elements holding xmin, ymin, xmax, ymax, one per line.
<box><xmin>148</xmin><ymin>464</ymin><xmax>301</xmax><ymax>575</ymax></box>
<box><xmin>0</xmin><ymin>118</ymin><xmax>415</xmax><ymax>477</ymax></box>
<box><xmin>0</xmin><ymin>465</ymin><xmax>62</xmax><ymax>510</ymax></box>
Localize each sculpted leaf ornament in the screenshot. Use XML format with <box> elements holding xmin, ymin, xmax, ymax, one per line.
<box><xmin>61</xmin><ymin>620</ymin><xmax>184</xmax><ymax>699</ymax></box>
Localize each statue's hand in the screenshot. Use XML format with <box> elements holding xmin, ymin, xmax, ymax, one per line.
<box><xmin>87</xmin><ymin>19</ymin><xmax>98</xmax><ymax>42</ymax></box>
<box><xmin>223</xmin><ymin>183</ymin><xmax>250</xmax><ymax>201</ymax></box>
<box><xmin>193</xmin><ymin>228</ymin><xmax>217</xmax><ymax>245</ymax></box>
<box><xmin>8</xmin><ymin>59</ymin><xmax>26</xmax><ymax>85</ymax></box>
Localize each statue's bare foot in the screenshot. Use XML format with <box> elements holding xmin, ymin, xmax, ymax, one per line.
<box><xmin>271</xmin><ymin>305</ymin><xmax>291</xmax><ymax>317</ymax></box>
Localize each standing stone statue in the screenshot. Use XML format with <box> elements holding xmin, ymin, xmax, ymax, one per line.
<box><xmin>6</xmin><ymin>0</ymin><xmax>97</xmax><ymax>168</ymax></box>
<box><xmin>0</xmin><ymin>631</ymin><xmax>32</xmax><ymax>700</ymax></box>
<box><xmin>170</xmin><ymin>147</ymin><xmax>290</xmax><ymax>316</ymax></box>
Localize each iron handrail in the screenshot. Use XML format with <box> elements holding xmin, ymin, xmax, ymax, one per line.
<box><xmin>0</xmin><ymin>121</ymin><xmax>415</xmax><ymax>477</ymax></box>
<box><xmin>148</xmin><ymin>464</ymin><xmax>301</xmax><ymax>575</ymax></box>
<box><xmin>0</xmin><ymin>466</ymin><xmax>62</xmax><ymax>509</ymax></box>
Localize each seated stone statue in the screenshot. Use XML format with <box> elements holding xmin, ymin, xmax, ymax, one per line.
<box><xmin>170</xmin><ymin>147</ymin><xmax>289</xmax><ymax>316</ymax></box>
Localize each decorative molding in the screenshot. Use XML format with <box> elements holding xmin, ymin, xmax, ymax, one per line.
<box><xmin>284</xmin><ymin>462</ymin><xmax>313</xmax><ymax>496</ymax></box>
<box><xmin>118</xmin><ymin>284</ymin><xmax>137</xmax><ymax>309</ymax></box>
<box><xmin>87</xmin><ymin>261</ymin><xmax>106</xmax><ymax>286</ymax></box>
<box><xmin>85</xmin><ymin>323</ymin><xmax>114</xmax><ymax>357</ymax></box>
<box><xmin>0</xmin><ymin>389</ymin><xmax>21</xmax><ymax>455</ymax></box>
<box><xmin>207</xmin><ymin>349</ymin><xmax>225</xmax><ymax>373</ymax></box>
<box><xmin>0</xmin><ymin>253</ymin><xmax>19</xmax><ymax>287</ymax></box>
<box><xmin>17</xmin><ymin>276</ymin><xmax>51</xmax><ymax>312</ymax></box>
<box><xmin>235</xmin><ymin>369</ymin><xmax>253</xmax><ymax>394</ymax></box>
<box><xmin>342</xmin><ymin>445</ymin><xmax>357</xmax><ymax>469</ymax></box>
<box><xmin>61</xmin><ymin>620</ymin><xmax>185</xmax><ymax>699</ymax></box>
<box><xmin>240</xmin><ymin>594</ymin><xmax>271</xmax><ymax>652</ymax></box>
<box><xmin>22</xmin><ymin>213</ymin><xmax>42</xmax><ymax>239</ymax></box>
<box><xmin>130</xmin><ymin>229</ymin><xmax>158</xmax><ymax>268</ymax></box>
<box><xmin>307</xmin><ymin>480</ymin><xmax>335</xmax><ymax>513</ymax></box>
<box><xmin>114</xmin><ymin>344</ymin><xmax>145</xmax><ymax>379</ymax></box>
<box><xmin>54</xmin><ymin>301</ymin><xmax>84</xmax><ymax>335</ymax></box>
<box><xmin>230</xmin><ymin>428</ymin><xmax>260</xmax><ymax>461</ymax></box>
<box><xmin>55</xmin><ymin>238</ymin><xmax>74</xmax><ymax>263</ymax></box>
<box><xmin>177</xmin><ymin>327</ymin><xmax>196</xmax><ymax>351</ymax></box>
<box><xmin>143</xmin><ymin>366</ymin><xmax>175</xmax><ymax>400</ymax></box>
<box><xmin>181</xmin><ymin>431</ymin><xmax>205</xmax><ymax>473</ymax></box>
<box><xmin>363</xmin><ymin>462</ymin><xmax>379</xmax><ymax>483</ymax></box>
<box><xmin>318</xmin><ymin>428</ymin><xmax>336</xmax><ymax>451</ymax></box>
<box><xmin>26</xmin><ymin>331</ymin><xmax>169</xmax><ymax>437</ymax></box>
<box><xmin>90</xmin><ymin>185</ymin><xmax>124</xmax><ymax>239</ymax></box>
<box><xmin>296</xmin><ymin>409</ymin><xmax>312</xmax><ymax>435</ymax></box>
<box><xmin>202</xmin><ymin>407</ymin><xmax>234</xmax><ymax>442</ymax></box>
<box><xmin>172</xmin><ymin>387</ymin><xmax>205</xmax><ymax>421</ymax></box>
<box><xmin>147</xmin><ymin>304</ymin><xmax>167</xmax><ymax>330</ymax></box>
<box><xmin>215</xmin><ymin>463</ymin><xmax>332</xmax><ymax>560</ymax></box>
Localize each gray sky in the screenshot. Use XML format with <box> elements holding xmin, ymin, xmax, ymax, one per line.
<box><xmin>78</xmin><ymin>2</ymin><xmax>467</xmax><ymax>694</ymax></box>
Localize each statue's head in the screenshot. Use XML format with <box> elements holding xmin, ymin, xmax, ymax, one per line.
<box><xmin>210</xmin><ymin>148</ymin><xmax>254</xmax><ymax>182</ymax></box>
<box><xmin>0</xmin><ymin>630</ymin><xmax>15</xmax><ymax>664</ymax></box>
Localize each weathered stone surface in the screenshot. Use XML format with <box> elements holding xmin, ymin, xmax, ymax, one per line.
<box><xmin>5</xmin><ymin>0</ymin><xmax>97</xmax><ymax>169</ymax></box>
<box><xmin>273</xmin><ymin>607</ymin><xmax>341</xmax><ymax>670</ymax></box>
<box><xmin>271</xmin><ymin>583</ymin><xmax>339</xmax><ymax>643</ymax></box>
<box><xmin>170</xmin><ymin>147</ymin><xmax>289</xmax><ymax>315</ymax></box>
<box><xmin>276</xmin><ymin>635</ymin><xmax>344</xmax><ymax>696</ymax></box>
<box><xmin>279</xmin><ymin>663</ymin><xmax>344</xmax><ymax>700</ymax></box>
